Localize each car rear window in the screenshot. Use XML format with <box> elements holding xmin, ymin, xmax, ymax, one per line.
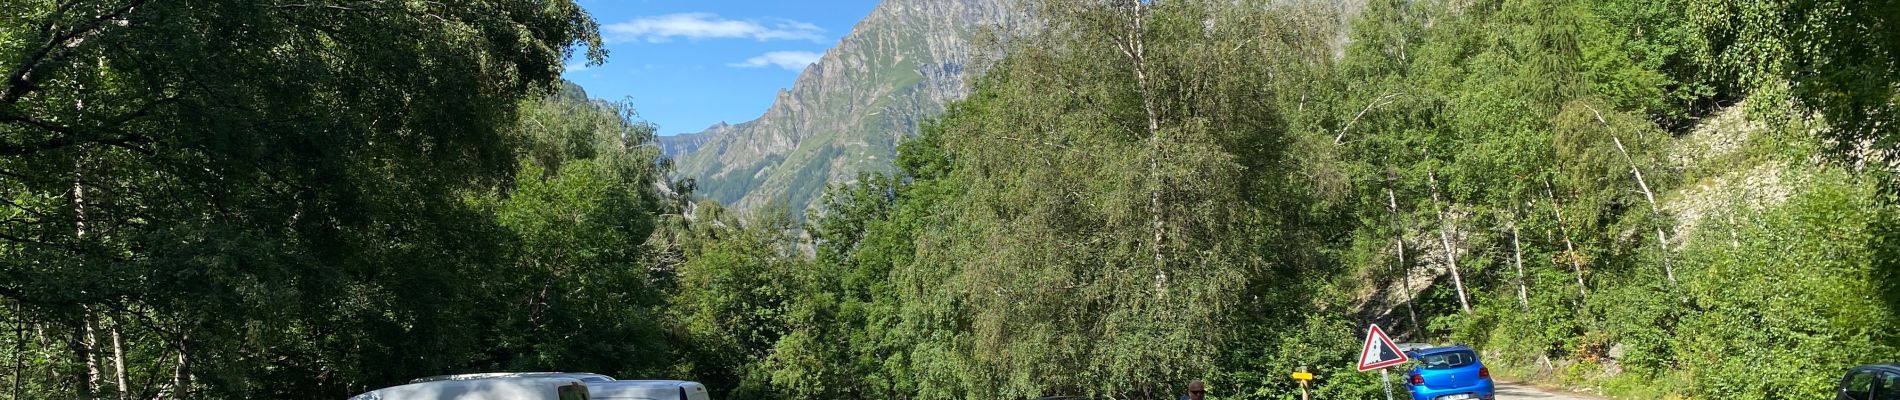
<box><xmin>1416</xmin><ymin>350</ymin><xmax>1477</xmax><ymax>369</ymax></box>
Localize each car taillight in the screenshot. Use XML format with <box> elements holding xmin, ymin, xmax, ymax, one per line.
<box><xmin>1478</xmin><ymin>366</ymin><xmax>1491</xmax><ymax>379</ymax></box>
<box><xmin>1410</xmin><ymin>374</ymin><xmax>1423</xmax><ymax>385</ymax></box>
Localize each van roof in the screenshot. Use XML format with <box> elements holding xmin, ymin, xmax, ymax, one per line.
<box><xmin>607</xmin><ymin>380</ymin><xmax>697</xmax><ymax>386</ymax></box>
<box><xmin>351</xmin><ymin>377</ymin><xmax>586</xmax><ymax>400</ymax></box>
<box><xmin>410</xmin><ymin>372</ymin><xmax>615</xmax><ymax>384</ymax></box>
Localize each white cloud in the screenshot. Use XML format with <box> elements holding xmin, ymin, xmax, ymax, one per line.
<box><xmin>564</xmin><ymin>63</ymin><xmax>590</xmax><ymax>72</ymax></box>
<box><xmin>729</xmin><ymin>51</ymin><xmax>823</xmax><ymax>71</ymax></box>
<box><xmin>604</xmin><ymin>13</ymin><xmax>825</xmax><ymax>43</ymax></box>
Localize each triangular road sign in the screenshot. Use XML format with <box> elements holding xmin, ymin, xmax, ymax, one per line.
<box><xmin>1356</xmin><ymin>324</ymin><xmax>1410</xmax><ymax>372</ymax></box>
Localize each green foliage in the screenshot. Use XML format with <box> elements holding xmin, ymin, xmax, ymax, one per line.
<box><xmin>1671</xmin><ymin>171</ymin><xmax>1895</xmax><ymax>399</ymax></box>
<box><xmin>674</xmin><ymin>0</ymin><xmax>1900</xmax><ymax>398</ymax></box>
<box><xmin>484</xmin><ymin>91</ymin><xmax>671</xmax><ymax>378</ymax></box>
<box><xmin>658</xmin><ymin>204</ymin><xmax>806</xmax><ymax>400</ymax></box>
<box><xmin>0</xmin><ymin>0</ymin><xmax>633</xmax><ymax>392</ymax></box>
<box><xmin>1321</xmin><ymin>0</ymin><xmax>1900</xmax><ymax>398</ymax></box>
<box><xmin>6</xmin><ymin>0</ymin><xmax>1900</xmax><ymax>399</ymax></box>
<box><xmin>718</xmin><ymin>0</ymin><xmax>1900</xmax><ymax>398</ymax></box>
<box><xmin>882</xmin><ymin>1</ymin><xmax>1324</xmax><ymax>396</ymax></box>
<box><xmin>712</xmin><ymin>1</ymin><xmax>1382</xmax><ymax>398</ymax></box>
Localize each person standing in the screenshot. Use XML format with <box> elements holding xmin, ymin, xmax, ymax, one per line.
<box><xmin>1178</xmin><ymin>379</ymin><xmax>1206</xmax><ymax>400</ymax></box>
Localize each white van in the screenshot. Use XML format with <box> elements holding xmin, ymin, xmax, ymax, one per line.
<box><xmin>348</xmin><ymin>377</ymin><xmax>591</xmax><ymax>400</ymax></box>
<box><xmin>587</xmin><ymin>380</ymin><xmax>711</xmax><ymax>400</ymax></box>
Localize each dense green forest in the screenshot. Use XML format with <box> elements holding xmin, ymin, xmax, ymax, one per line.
<box><xmin>3</xmin><ymin>0</ymin><xmax>1898</xmax><ymax>399</ymax></box>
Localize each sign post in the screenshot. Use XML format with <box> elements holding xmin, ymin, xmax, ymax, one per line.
<box><xmin>1381</xmin><ymin>369</ymin><xmax>1393</xmax><ymax>400</ymax></box>
<box><xmin>1290</xmin><ymin>367</ymin><xmax>1313</xmax><ymax>400</ymax></box>
<box><xmin>1356</xmin><ymin>324</ymin><xmax>1409</xmax><ymax>400</ymax></box>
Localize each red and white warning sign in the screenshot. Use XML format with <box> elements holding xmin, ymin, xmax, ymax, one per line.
<box><xmin>1356</xmin><ymin>324</ymin><xmax>1410</xmax><ymax>372</ymax></box>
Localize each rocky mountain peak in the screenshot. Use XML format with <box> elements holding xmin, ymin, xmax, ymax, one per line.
<box><xmin>667</xmin><ymin>0</ymin><xmax>1031</xmax><ymax>214</ymax></box>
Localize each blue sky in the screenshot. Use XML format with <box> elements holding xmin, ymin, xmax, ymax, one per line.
<box><xmin>564</xmin><ymin>0</ymin><xmax>882</xmax><ymax>136</ymax></box>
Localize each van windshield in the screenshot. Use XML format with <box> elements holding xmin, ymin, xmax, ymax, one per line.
<box><xmin>1416</xmin><ymin>350</ymin><xmax>1477</xmax><ymax>369</ymax></box>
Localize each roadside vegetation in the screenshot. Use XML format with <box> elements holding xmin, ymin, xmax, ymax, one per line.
<box><xmin>2</xmin><ymin>0</ymin><xmax>1895</xmax><ymax>399</ymax></box>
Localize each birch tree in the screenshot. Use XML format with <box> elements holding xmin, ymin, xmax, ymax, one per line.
<box><xmin>1388</xmin><ymin>187</ymin><xmax>1424</xmax><ymax>334</ymax></box>
<box><xmin>1510</xmin><ymin>206</ymin><xmax>1529</xmax><ymax>309</ymax></box>
<box><xmin>1545</xmin><ymin>180</ymin><xmax>1588</xmax><ymax>299</ymax></box>
<box><xmin>1428</xmin><ymin>170</ymin><xmax>1472</xmax><ymax>314</ymax></box>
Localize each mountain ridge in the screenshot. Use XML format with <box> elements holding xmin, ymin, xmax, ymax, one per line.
<box><xmin>667</xmin><ymin>0</ymin><xmax>1031</xmax><ymax>214</ymax></box>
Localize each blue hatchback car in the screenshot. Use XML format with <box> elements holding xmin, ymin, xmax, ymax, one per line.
<box><xmin>1404</xmin><ymin>345</ymin><xmax>1495</xmax><ymax>400</ymax></box>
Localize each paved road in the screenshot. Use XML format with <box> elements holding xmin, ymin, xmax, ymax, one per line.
<box><xmin>1494</xmin><ymin>382</ymin><xmax>1604</xmax><ymax>400</ymax></box>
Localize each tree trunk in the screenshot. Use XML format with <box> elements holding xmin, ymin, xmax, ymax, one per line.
<box><xmin>1511</xmin><ymin>210</ymin><xmax>1529</xmax><ymax>310</ymax></box>
<box><xmin>84</xmin><ymin>317</ymin><xmax>101</xmax><ymax>396</ymax></box>
<box><xmin>1386</xmin><ymin>188</ymin><xmax>1422</xmax><ymax>335</ymax></box>
<box><xmin>1117</xmin><ymin>0</ymin><xmax>1168</xmax><ymax>296</ymax></box>
<box><xmin>170</xmin><ymin>331</ymin><xmax>190</xmax><ymax>400</ymax></box>
<box><xmin>1428</xmin><ymin>171</ymin><xmax>1471</xmax><ymax>314</ymax></box>
<box><xmin>1544</xmin><ymin>180</ymin><xmax>1588</xmax><ymax>300</ymax></box>
<box><xmin>71</xmin><ymin>320</ymin><xmax>97</xmax><ymax>400</ymax></box>
<box><xmin>74</xmin><ymin>145</ymin><xmax>100</xmax><ymax>399</ymax></box>
<box><xmin>109</xmin><ymin>316</ymin><xmax>125</xmax><ymax>400</ymax></box>
<box><xmin>1582</xmin><ymin>103</ymin><xmax>1674</xmax><ymax>286</ymax></box>
<box><xmin>11</xmin><ymin>302</ymin><xmax>25</xmax><ymax>400</ymax></box>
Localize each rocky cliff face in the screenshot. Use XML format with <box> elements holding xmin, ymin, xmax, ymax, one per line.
<box><xmin>656</xmin><ymin>127</ymin><xmax>718</xmax><ymax>161</ymax></box>
<box><xmin>667</xmin><ymin>0</ymin><xmax>1031</xmax><ymax>214</ymax></box>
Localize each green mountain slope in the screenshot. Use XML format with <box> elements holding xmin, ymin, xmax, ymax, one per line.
<box><xmin>669</xmin><ymin>0</ymin><xmax>1031</xmax><ymax>214</ymax></box>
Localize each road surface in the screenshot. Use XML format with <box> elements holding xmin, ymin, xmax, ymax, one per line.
<box><xmin>1493</xmin><ymin>382</ymin><xmax>1604</xmax><ymax>400</ymax></box>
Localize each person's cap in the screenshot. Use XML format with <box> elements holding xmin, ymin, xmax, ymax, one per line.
<box><xmin>1188</xmin><ymin>380</ymin><xmax>1205</xmax><ymax>393</ymax></box>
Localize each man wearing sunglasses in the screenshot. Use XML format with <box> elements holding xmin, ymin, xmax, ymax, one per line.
<box><xmin>1179</xmin><ymin>379</ymin><xmax>1207</xmax><ymax>400</ymax></box>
